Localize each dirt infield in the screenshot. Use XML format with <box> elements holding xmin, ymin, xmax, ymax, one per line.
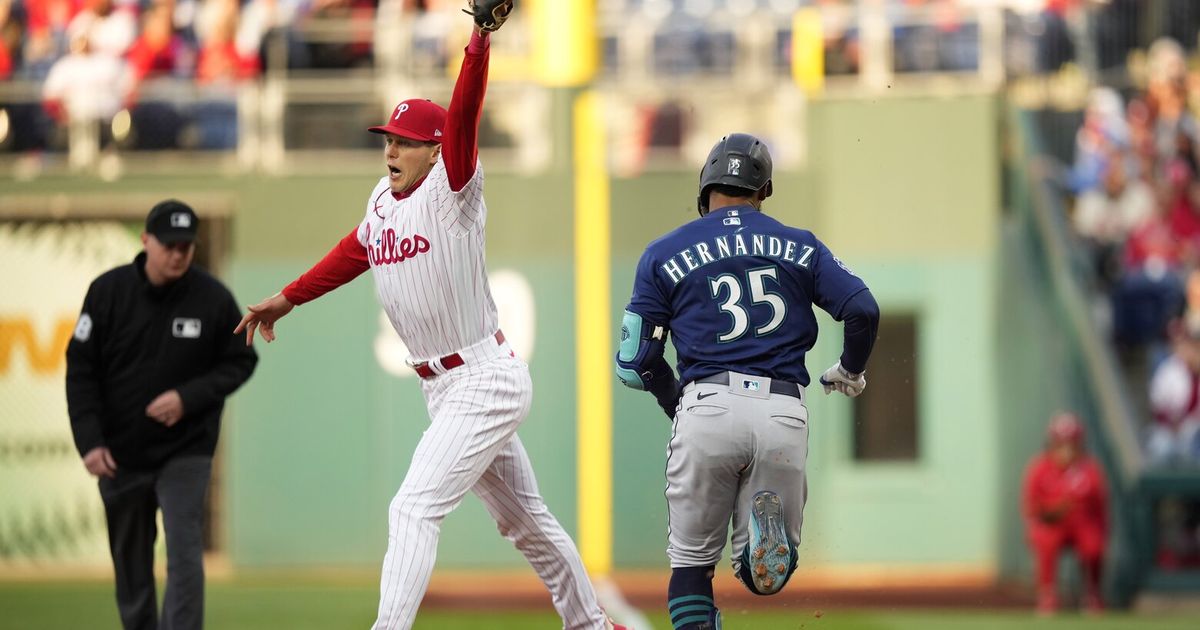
<box><xmin>0</xmin><ymin>564</ymin><xmax>1033</xmax><ymax>612</ymax></box>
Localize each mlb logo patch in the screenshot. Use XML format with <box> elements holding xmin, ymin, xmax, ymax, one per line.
<box><xmin>172</xmin><ymin>318</ymin><xmax>202</xmax><ymax>338</ymax></box>
<box><xmin>741</xmin><ymin>379</ymin><xmax>761</xmax><ymax>392</ymax></box>
<box><xmin>727</xmin><ymin>157</ymin><xmax>741</xmax><ymax>175</ymax></box>
<box><xmin>170</xmin><ymin>212</ymin><xmax>192</xmax><ymax>228</ymax></box>
<box><xmin>723</xmin><ymin>218</ymin><xmax>741</xmax><ymax>226</ymax></box>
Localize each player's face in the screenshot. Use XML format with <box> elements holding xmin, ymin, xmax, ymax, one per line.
<box><xmin>384</xmin><ymin>134</ymin><xmax>440</xmax><ymax>194</ymax></box>
<box><xmin>141</xmin><ymin>233</ymin><xmax>195</xmax><ymax>286</ymax></box>
<box><xmin>1050</xmin><ymin>442</ymin><xmax>1079</xmax><ymax>467</ymax></box>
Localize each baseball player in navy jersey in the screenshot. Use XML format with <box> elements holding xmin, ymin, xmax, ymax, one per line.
<box><xmin>615</xmin><ymin>133</ymin><xmax>880</xmax><ymax>629</ymax></box>
<box><xmin>233</xmin><ymin>3</ymin><xmax>627</xmax><ymax>629</ymax></box>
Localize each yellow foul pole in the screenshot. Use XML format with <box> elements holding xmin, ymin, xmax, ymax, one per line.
<box><xmin>529</xmin><ymin>0</ymin><xmax>598</xmax><ymax>88</ymax></box>
<box><xmin>573</xmin><ymin>90</ymin><xmax>611</xmax><ymax>577</ymax></box>
<box><xmin>792</xmin><ymin>8</ymin><xmax>825</xmax><ymax>93</ymax></box>
<box><xmin>530</xmin><ymin>0</ymin><xmax>610</xmax><ymax>576</ymax></box>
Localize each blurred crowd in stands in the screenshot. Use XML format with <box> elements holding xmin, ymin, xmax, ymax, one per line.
<box><xmin>1066</xmin><ymin>37</ymin><xmax>1200</xmax><ymax>469</ymax></box>
<box><xmin>1060</xmin><ymin>33</ymin><xmax>1200</xmax><ymax>568</ymax></box>
<box><xmin>0</xmin><ymin>0</ymin><xmax>1195</xmax><ymax>158</ymax></box>
<box><xmin>0</xmin><ymin>0</ymin><xmax>386</xmax><ymax>151</ymax></box>
<box><xmin>0</xmin><ymin>0</ymin><xmax>393</xmax><ymax>83</ymax></box>
<box><xmin>0</xmin><ymin>0</ymin><xmax>1173</xmax><ymax>155</ymax></box>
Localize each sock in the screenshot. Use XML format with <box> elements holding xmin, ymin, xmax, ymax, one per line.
<box><xmin>668</xmin><ymin>566</ymin><xmax>716</xmax><ymax>630</ymax></box>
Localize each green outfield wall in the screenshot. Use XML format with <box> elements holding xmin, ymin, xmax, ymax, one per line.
<box><xmin>2</xmin><ymin>94</ymin><xmax>1063</xmax><ymax>582</ymax></box>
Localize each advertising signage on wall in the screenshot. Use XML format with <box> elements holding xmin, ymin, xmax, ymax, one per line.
<box><xmin>0</xmin><ymin>221</ymin><xmax>140</xmax><ymax>568</ymax></box>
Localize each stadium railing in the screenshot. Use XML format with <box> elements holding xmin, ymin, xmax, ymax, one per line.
<box><xmin>0</xmin><ymin>3</ymin><xmax>1008</xmax><ymax>177</ymax></box>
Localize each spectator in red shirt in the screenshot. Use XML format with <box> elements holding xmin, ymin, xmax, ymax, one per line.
<box><xmin>0</xmin><ymin>0</ymin><xmax>15</xmax><ymax>80</ymax></box>
<box><xmin>21</xmin><ymin>0</ymin><xmax>85</xmax><ymax>78</ymax></box>
<box><xmin>195</xmin><ymin>0</ymin><xmax>258</xmax><ymax>84</ymax></box>
<box><xmin>1023</xmin><ymin>413</ymin><xmax>1109</xmax><ymax>615</ymax></box>
<box><xmin>1124</xmin><ymin>168</ymin><xmax>1185</xmax><ymax>274</ymax></box>
<box><xmin>1167</xmin><ymin>159</ymin><xmax>1200</xmax><ymax>258</ymax></box>
<box><xmin>126</xmin><ymin>2</ymin><xmax>193</xmax><ymax>84</ymax></box>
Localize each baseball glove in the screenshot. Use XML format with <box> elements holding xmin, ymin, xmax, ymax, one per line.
<box><xmin>462</xmin><ymin>0</ymin><xmax>514</xmax><ymax>33</ymax></box>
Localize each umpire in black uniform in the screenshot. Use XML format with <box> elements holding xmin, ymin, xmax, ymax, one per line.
<box><xmin>66</xmin><ymin>199</ymin><xmax>258</xmax><ymax>630</ymax></box>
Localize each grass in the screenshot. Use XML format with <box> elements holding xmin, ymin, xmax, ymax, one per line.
<box><xmin>1</xmin><ymin>581</ymin><xmax>1198</xmax><ymax>629</ymax></box>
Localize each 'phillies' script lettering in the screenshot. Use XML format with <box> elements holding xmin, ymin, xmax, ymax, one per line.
<box><xmin>369</xmin><ymin>228</ymin><xmax>431</xmax><ymax>266</ymax></box>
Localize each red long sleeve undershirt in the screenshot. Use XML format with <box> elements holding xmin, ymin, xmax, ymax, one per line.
<box><xmin>446</xmin><ymin>30</ymin><xmax>489</xmax><ymax>192</ymax></box>
<box><xmin>282</xmin><ymin>227</ymin><xmax>369</xmax><ymax>306</ymax></box>
<box><xmin>281</xmin><ymin>31</ymin><xmax>490</xmax><ymax>306</ymax></box>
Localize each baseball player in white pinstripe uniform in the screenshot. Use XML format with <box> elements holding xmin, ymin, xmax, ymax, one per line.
<box><xmin>235</xmin><ymin>4</ymin><xmax>627</xmax><ymax>629</ymax></box>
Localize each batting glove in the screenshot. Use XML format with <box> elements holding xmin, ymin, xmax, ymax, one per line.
<box><xmin>819</xmin><ymin>361</ymin><xmax>866</xmax><ymax>397</ymax></box>
<box><xmin>654</xmin><ymin>378</ymin><xmax>682</xmax><ymax>421</ymax></box>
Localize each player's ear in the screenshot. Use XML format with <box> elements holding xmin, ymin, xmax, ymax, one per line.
<box><xmin>141</xmin><ymin>232</ymin><xmax>149</xmax><ymax>247</ymax></box>
<box><xmin>430</xmin><ymin>144</ymin><xmax>442</xmax><ymax>165</ymax></box>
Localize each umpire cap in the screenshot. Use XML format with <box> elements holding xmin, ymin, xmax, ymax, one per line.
<box><xmin>697</xmin><ymin>133</ymin><xmax>773</xmax><ymax>215</ymax></box>
<box><xmin>145</xmin><ymin>199</ymin><xmax>198</xmax><ymax>244</ymax></box>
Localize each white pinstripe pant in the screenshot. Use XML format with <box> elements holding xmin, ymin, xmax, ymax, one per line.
<box><xmin>372</xmin><ymin>353</ymin><xmax>607</xmax><ymax>630</ymax></box>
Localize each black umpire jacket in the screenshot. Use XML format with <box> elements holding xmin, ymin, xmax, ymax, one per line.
<box><xmin>66</xmin><ymin>252</ymin><xmax>258</xmax><ymax>470</ymax></box>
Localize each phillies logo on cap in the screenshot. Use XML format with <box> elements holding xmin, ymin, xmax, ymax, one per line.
<box><xmin>369</xmin><ymin>99</ymin><xmax>448</xmax><ymax>143</ymax></box>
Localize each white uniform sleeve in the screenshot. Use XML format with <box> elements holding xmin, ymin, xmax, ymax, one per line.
<box><xmin>425</xmin><ymin>157</ymin><xmax>486</xmax><ymax>238</ymax></box>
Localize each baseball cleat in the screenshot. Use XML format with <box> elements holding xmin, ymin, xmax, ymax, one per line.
<box><xmin>745</xmin><ymin>490</ymin><xmax>795</xmax><ymax>595</ymax></box>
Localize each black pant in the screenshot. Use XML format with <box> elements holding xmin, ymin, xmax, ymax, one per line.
<box><xmin>98</xmin><ymin>455</ymin><xmax>212</xmax><ymax>630</ymax></box>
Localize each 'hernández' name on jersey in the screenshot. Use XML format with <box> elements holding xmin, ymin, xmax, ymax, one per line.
<box><xmin>626</xmin><ymin>205</ymin><xmax>867</xmax><ymax>387</ymax></box>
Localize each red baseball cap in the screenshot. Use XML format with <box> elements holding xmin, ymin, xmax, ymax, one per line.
<box><xmin>368</xmin><ymin>99</ymin><xmax>447</xmax><ymax>143</ymax></box>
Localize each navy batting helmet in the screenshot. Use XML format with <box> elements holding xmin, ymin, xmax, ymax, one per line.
<box><xmin>697</xmin><ymin>133</ymin><xmax>773</xmax><ymax>215</ymax></box>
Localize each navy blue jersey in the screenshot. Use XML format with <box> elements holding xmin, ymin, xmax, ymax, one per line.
<box><xmin>625</xmin><ymin>205</ymin><xmax>867</xmax><ymax>387</ymax></box>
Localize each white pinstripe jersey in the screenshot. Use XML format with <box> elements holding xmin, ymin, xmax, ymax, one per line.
<box><xmin>356</xmin><ymin>157</ymin><xmax>498</xmax><ymax>362</ymax></box>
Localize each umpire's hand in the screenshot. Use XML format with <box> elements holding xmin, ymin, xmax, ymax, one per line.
<box><xmin>146</xmin><ymin>389</ymin><xmax>185</xmax><ymax>427</ymax></box>
<box><xmin>234</xmin><ymin>292</ymin><xmax>295</xmax><ymax>346</ymax></box>
<box><xmin>83</xmin><ymin>446</ymin><xmax>118</xmax><ymax>478</ymax></box>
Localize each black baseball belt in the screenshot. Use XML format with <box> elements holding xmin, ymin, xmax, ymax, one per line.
<box><xmin>693</xmin><ymin>372</ymin><xmax>803</xmax><ymax>399</ymax></box>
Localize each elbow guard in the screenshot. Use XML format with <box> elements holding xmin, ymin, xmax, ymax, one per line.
<box><xmin>615</xmin><ymin>310</ymin><xmax>667</xmax><ymax>390</ymax></box>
